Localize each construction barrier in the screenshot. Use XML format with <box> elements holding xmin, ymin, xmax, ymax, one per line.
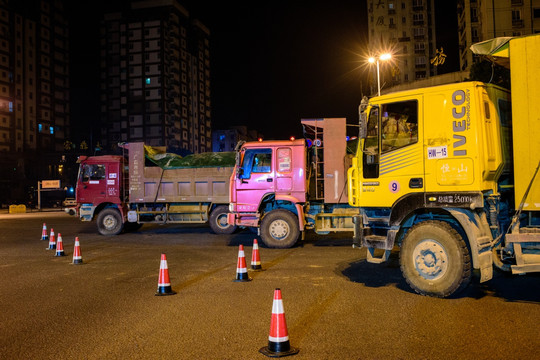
<box><xmin>9</xmin><ymin>204</ymin><xmax>26</xmax><ymax>213</ymax></box>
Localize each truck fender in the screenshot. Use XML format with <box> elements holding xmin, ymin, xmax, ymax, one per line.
<box><xmin>447</xmin><ymin>209</ymin><xmax>494</xmax><ymax>283</ymax></box>
<box><xmin>274</xmin><ymin>194</ymin><xmax>305</xmax><ymax>231</ymax></box>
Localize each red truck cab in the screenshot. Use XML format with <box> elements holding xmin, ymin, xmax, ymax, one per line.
<box><xmin>76</xmin><ymin>155</ymin><xmax>125</xmax><ymax>221</ymax></box>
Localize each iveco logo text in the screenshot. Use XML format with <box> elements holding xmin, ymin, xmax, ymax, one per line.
<box><xmin>451</xmin><ymin>89</ymin><xmax>470</xmax><ymax>156</ymax></box>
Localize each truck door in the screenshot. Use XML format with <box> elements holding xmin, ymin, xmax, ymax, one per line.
<box><xmin>235</xmin><ymin>148</ymin><xmax>275</xmax><ymax>212</ymax></box>
<box><xmin>77</xmin><ymin>162</ymin><xmax>107</xmax><ymax>204</ymax></box>
<box><xmin>358</xmin><ymin>98</ymin><xmax>424</xmax><ymax>207</ymax></box>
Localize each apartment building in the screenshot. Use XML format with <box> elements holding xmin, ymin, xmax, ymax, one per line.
<box><xmin>0</xmin><ymin>0</ymin><xmax>70</xmax><ymax>203</ymax></box>
<box><xmin>458</xmin><ymin>0</ymin><xmax>540</xmax><ymax>71</ymax></box>
<box><xmin>367</xmin><ymin>0</ymin><xmax>438</xmax><ymax>91</ymax></box>
<box><xmin>100</xmin><ymin>0</ymin><xmax>211</xmax><ymax>153</ymax></box>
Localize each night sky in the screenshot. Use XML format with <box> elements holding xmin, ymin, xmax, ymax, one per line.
<box><xmin>69</xmin><ymin>1</ymin><xmax>458</xmax><ymax>143</ymax></box>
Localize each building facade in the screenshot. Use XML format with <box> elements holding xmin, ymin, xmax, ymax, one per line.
<box><xmin>367</xmin><ymin>0</ymin><xmax>438</xmax><ymax>92</ymax></box>
<box><xmin>100</xmin><ymin>0</ymin><xmax>211</xmax><ymax>153</ymax></box>
<box><xmin>458</xmin><ymin>0</ymin><xmax>540</xmax><ymax>72</ymax></box>
<box><xmin>212</xmin><ymin>126</ymin><xmax>263</xmax><ymax>153</ymax></box>
<box><xmin>0</xmin><ymin>0</ymin><xmax>70</xmax><ymax>204</ymax></box>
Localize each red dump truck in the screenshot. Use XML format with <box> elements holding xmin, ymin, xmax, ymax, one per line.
<box><xmin>75</xmin><ymin>142</ymin><xmax>236</xmax><ymax>235</ymax></box>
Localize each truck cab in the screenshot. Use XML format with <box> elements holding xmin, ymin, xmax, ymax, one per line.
<box><xmin>76</xmin><ymin>155</ymin><xmax>126</xmax><ymax>225</ymax></box>
<box><xmin>229</xmin><ymin>139</ymin><xmax>307</xmax><ymax>245</ymax></box>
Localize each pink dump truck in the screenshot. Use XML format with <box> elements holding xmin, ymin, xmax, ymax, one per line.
<box><xmin>228</xmin><ymin>118</ymin><xmax>357</xmax><ymax>248</ymax></box>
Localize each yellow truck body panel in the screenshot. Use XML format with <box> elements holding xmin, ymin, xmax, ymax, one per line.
<box><xmin>509</xmin><ymin>35</ymin><xmax>540</xmax><ymax>211</ymax></box>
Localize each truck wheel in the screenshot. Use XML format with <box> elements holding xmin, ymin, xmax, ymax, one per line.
<box><xmin>260</xmin><ymin>210</ymin><xmax>299</xmax><ymax>248</ymax></box>
<box><xmin>97</xmin><ymin>208</ymin><xmax>124</xmax><ymax>236</ymax></box>
<box><xmin>399</xmin><ymin>220</ymin><xmax>471</xmax><ymax>298</ymax></box>
<box><xmin>209</xmin><ymin>205</ymin><xmax>237</xmax><ymax>234</ymax></box>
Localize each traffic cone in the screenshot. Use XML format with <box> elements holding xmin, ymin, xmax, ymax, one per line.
<box><xmin>251</xmin><ymin>239</ymin><xmax>262</xmax><ymax>270</ymax></box>
<box><xmin>72</xmin><ymin>237</ymin><xmax>83</xmax><ymax>264</ymax></box>
<box><xmin>40</xmin><ymin>223</ymin><xmax>48</xmax><ymax>241</ymax></box>
<box><xmin>260</xmin><ymin>288</ymin><xmax>299</xmax><ymax>357</ymax></box>
<box><xmin>47</xmin><ymin>228</ymin><xmax>56</xmax><ymax>250</ymax></box>
<box><xmin>155</xmin><ymin>253</ymin><xmax>176</xmax><ymax>296</ymax></box>
<box><xmin>233</xmin><ymin>244</ymin><xmax>251</xmax><ymax>282</ymax></box>
<box><xmin>54</xmin><ymin>233</ymin><xmax>65</xmax><ymax>257</ymax></box>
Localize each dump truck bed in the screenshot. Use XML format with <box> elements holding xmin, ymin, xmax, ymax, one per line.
<box><xmin>126</xmin><ymin>142</ymin><xmax>233</xmax><ymax>204</ymax></box>
<box><xmin>509</xmin><ymin>35</ymin><xmax>540</xmax><ymax>211</ymax></box>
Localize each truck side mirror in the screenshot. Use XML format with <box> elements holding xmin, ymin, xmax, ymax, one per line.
<box><xmin>358</xmin><ymin>96</ymin><xmax>369</xmax><ymax>139</ymax></box>
<box><xmin>359</xmin><ymin>111</ymin><xmax>368</xmax><ymax>139</ymax></box>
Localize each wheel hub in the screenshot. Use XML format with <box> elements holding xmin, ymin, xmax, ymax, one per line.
<box><xmin>269</xmin><ymin>219</ymin><xmax>290</xmax><ymax>240</ymax></box>
<box><xmin>412</xmin><ymin>239</ymin><xmax>448</xmax><ymax>280</ymax></box>
<box><xmin>216</xmin><ymin>214</ymin><xmax>228</xmax><ymax>229</ymax></box>
<box><xmin>104</xmin><ymin>215</ymin><xmax>117</xmax><ymax>230</ymax></box>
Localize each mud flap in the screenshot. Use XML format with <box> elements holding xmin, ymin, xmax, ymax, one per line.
<box><xmin>447</xmin><ymin>209</ymin><xmax>494</xmax><ymax>283</ymax></box>
<box><xmin>477</xmin><ymin>248</ymin><xmax>493</xmax><ymax>282</ymax></box>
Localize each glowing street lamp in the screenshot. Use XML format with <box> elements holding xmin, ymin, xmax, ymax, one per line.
<box><xmin>368</xmin><ymin>53</ymin><xmax>392</xmax><ymax>96</ymax></box>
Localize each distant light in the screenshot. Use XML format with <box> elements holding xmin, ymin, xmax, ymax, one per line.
<box><xmin>50</xmin><ymin>126</ymin><xmax>54</xmax><ymax>134</ymax></box>
<box><xmin>380</xmin><ymin>53</ymin><xmax>392</xmax><ymax>61</ymax></box>
<box><xmin>258</xmin><ymin>137</ymin><xmax>263</xmax><ymax>142</ymax></box>
<box><xmin>146</xmin><ymin>77</ymin><xmax>151</xmax><ymax>85</ymax></box>
<box><xmin>368</xmin><ymin>57</ymin><xmax>376</xmax><ymax>64</ymax></box>
<box><xmin>290</xmin><ymin>136</ymin><xmax>295</xmax><ymax>141</ymax></box>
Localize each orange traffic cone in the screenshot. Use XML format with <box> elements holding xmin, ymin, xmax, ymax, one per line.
<box><xmin>40</xmin><ymin>223</ymin><xmax>48</xmax><ymax>241</ymax></box>
<box><xmin>47</xmin><ymin>228</ymin><xmax>56</xmax><ymax>250</ymax></box>
<box><xmin>72</xmin><ymin>237</ymin><xmax>83</xmax><ymax>264</ymax></box>
<box><xmin>55</xmin><ymin>233</ymin><xmax>65</xmax><ymax>257</ymax></box>
<box><xmin>156</xmin><ymin>253</ymin><xmax>176</xmax><ymax>296</ymax></box>
<box><xmin>251</xmin><ymin>239</ymin><xmax>262</xmax><ymax>270</ymax></box>
<box><xmin>259</xmin><ymin>288</ymin><xmax>299</xmax><ymax>357</ymax></box>
<box><xmin>233</xmin><ymin>244</ymin><xmax>251</xmax><ymax>282</ymax></box>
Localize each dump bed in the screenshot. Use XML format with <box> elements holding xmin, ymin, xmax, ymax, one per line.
<box><xmin>125</xmin><ymin>142</ymin><xmax>233</xmax><ymax>204</ymax></box>
<box><xmin>471</xmin><ymin>34</ymin><xmax>540</xmax><ymax>211</ymax></box>
<box><xmin>508</xmin><ymin>35</ymin><xmax>540</xmax><ymax>211</ymax></box>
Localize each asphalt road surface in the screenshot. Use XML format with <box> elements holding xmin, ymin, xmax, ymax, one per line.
<box><xmin>1</xmin><ymin>212</ymin><xmax>539</xmax><ymax>360</ymax></box>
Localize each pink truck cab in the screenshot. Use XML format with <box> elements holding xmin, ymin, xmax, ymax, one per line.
<box><xmin>228</xmin><ymin>118</ymin><xmax>356</xmax><ymax>248</ymax></box>
<box><xmin>229</xmin><ymin>139</ymin><xmax>307</xmax><ymax>226</ymax></box>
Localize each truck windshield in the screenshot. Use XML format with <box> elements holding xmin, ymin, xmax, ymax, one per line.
<box><xmin>80</xmin><ymin>164</ymin><xmax>106</xmax><ymax>182</ymax></box>
<box><xmin>239</xmin><ymin>149</ymin><xmax>272</xmax><ymax>179</ymax></box>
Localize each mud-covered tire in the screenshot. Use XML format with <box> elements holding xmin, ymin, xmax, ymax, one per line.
<box><xmin>260</xmin><ymin>210</ymin><xmax>299</xmax><ymax>248</ymax></box>
<box><xmin>97</xmin><ymin>208</ymin><xmax>124</xmax><ymax>236</ymax></box>
<box><xmin>399</xmin><ymin>220</ymin><xmax>471</xmax><ymax>298</ymax></box>
<box><xmin>209</xmin><ymin>205</ymin><xmax>237</xmax><ymax>234</ymax></box>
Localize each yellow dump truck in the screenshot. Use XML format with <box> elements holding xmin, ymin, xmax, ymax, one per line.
<box><xmin>347</xmin><ymin>34</ymin><xmax>540</xmax><ymax>297</ymax></box>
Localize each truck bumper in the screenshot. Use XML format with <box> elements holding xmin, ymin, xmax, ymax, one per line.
<box><xmin>228</xmin><ymin>212</ymin><xmax>260</xmax><ymax>227</ymax></box>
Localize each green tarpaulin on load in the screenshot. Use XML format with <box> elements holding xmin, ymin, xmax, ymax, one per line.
<box><xmin>144</xmin><ymin>145</ymin><xmax>235</xmax><ymax>169</ymax></box>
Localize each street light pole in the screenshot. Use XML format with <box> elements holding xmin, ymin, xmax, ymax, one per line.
<box><xmin>368</xmin><ymin>53</ymin><xmax>392</xmax><ymax>97</ymax></box>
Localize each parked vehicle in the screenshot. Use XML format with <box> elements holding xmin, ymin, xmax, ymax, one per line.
<box><xmin>75</xmin><ymin>142</ymin><xmax>236</xmax><ymax>235</ymax></box>
<box><xmin>228</xmin><ymin>35</ymin><xmax>540</xmax><ymax>297</ymax></box>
